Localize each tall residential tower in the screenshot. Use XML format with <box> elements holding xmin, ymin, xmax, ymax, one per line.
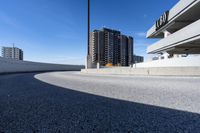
<box><xmin>89</xmin><ymin>28</ymin><xmax>133</xmax><ymax>67</ymax></box>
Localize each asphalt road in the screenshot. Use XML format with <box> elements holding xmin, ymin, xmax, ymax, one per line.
<box><xmin>1</xmin><ymin>72</ymin><xmax>200</xmax><ymax>133</ymax></box>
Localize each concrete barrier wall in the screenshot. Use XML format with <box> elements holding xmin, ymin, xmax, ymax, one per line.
<box><xmin>81</xmin><ymin>67</ymin><xmax>200</xmax><ymax>76</ymax></box>
<box><xmin>0</xmin><ymin>57</ymin><xmax>84</xmax><ymax>74</ymax></box>
<box><xmin>135</xmin><ymin>56</ymin><xmax>200</xmax><ymax>68</ymax></box>
<box><xmin>82</xmin><ymin>56</ymin><xmax>200</xmax><ymax>76</ymax></box>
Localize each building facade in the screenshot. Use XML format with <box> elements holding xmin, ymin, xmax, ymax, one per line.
<box><xmin>128</xmin><ymin>37</ymin><xmax>134</xmax><ymax>65</ymax></box>
<box><xmin>89</xmin><ymin>28</ymin><xmax>133</xmax><ymax>67</ymax></box>
<box><xmin>146</xmin><ymin>0</ymin><xmax>200</xmax><ymax>59</ymax></box>
<box><xmin>133</xmin><ymin>55</ymin><xmax>144</xmax><ymax>63</ymax></box>
<box><xmin>1</xmin><ymin>47</ymin><xmax>23</xmax><ymax>60</ymax></box>
<box><xmin>119</xmin><ymin>35</ymin><xmax>128</xmax><ymax>66</ymax></box>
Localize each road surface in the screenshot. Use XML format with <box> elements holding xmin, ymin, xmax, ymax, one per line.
<box><xmin>0</xmin><ymin>72</ymin><xmax>200</xmax><ymax>132</ymax></box>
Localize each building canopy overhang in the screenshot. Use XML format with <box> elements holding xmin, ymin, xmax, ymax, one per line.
<box><xmin>147</xmin><ymin>0</ymin><xmax>200</xmax><ymax>38</ymax></box>
<box><xmin>147</xmin><ymin>19</ymin><xmax>200</xmax><ymax>54</ymax></box>
<box><xmin>146</xmin><ymin>0</ymin><xmax>200</xmax><ymax>54</ymax></box>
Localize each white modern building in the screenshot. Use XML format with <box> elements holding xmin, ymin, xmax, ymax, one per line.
<box><xmin>1</xmin><ymin>47</ymin><xmax>23</xmax><ymax>60</ymax></box>
<box><xmin>146</xmin><ymin>0</ymin><xmax>200</xmax><ymax>63</ymax></box>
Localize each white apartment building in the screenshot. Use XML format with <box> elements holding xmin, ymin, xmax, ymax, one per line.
<box><xmin>1</xmin><ymin>47</ymin><xmax>23</xmax><ymax>60</ymax></box>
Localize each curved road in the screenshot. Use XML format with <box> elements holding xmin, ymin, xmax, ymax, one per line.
<box><xmin>0</xmin><ymin>72</ymin><xmax>200</xmax><ymax>132</ymax></box>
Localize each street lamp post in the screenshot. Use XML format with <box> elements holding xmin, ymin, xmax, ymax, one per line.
<box><xmin>86</xmin><ymin>0</ymin><xmax>90</xmax><ymax>69</ymax></box>
<box><xmin>86</xmin><ymin>0</ymin><xmax>99</xmax><ymax>69</ymax></box>
<box><xmin>87</xmin><ymin>0</ymin><xmax>90</xmax><ymax>56</ymax></box>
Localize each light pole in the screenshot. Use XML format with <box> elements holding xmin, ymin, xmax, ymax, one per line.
<box><xmin>86</xmin><ymin>0</ymin><xmax>99</xmax><ymax>69</ymax></box>
<box><xmin>87</xmin><ymin>0</ymin><xmax>90</xmax><ymax>56</ymax></box>
<box><xmin>86</xmin><ymin>0</ymin><xmax>90</xmax><ymax>69</ymax></box>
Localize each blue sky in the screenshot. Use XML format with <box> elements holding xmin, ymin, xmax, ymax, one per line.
<box><xmin>0</xmin><ymin>0</ymin><xmax>179</xmax><ymax>64</ymax></box>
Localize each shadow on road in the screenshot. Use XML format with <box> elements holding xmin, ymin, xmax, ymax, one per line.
<box><xmin>0</xmin><ymin>73</ymin><xmax>200</xmax><ymax>133</ymax></box>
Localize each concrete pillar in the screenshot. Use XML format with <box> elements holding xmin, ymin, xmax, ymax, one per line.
<box><xmin>163</xmin><ymin>52</ymin><xmax>169</xmax><ymax>59</ymax></box>
<box><xmin>97</xmin><ymin>62</ymin><xmax>100</xmax><ymax>69</ymax></box>
<box><xmin>158</xmin><ymin>52</ymin><xmax>169</xmax><ymax>60</ymax></box>
<box><xmin>164</xmin><ymin>30</ymin><xmax>171</xmax><ymax>38</ymax></box>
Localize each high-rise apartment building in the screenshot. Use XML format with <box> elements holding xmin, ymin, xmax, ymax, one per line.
<box><xmin>89</xmin><ymin>28</ymin><xmax>133</xmax><ymax>67</ymax></box>
<box><xmin>1</xmin><ymin>47</ymin><xmax>23</xmax><ymax>60</ymax></box>
<box><xmin>128</xmin><ymin>37</ymin><xmax>134</xmax><ymax>65</ymax></box>
<box><xmin>119</xmin><ymin>35</ymin><xmax>128</xmax><ymax>66</ymax></box>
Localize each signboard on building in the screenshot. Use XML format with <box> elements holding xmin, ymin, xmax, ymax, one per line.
<box><xmin>156</xmin><ymin>11</ymin><xmax>169</xmax><ymax>31</ymax></box>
